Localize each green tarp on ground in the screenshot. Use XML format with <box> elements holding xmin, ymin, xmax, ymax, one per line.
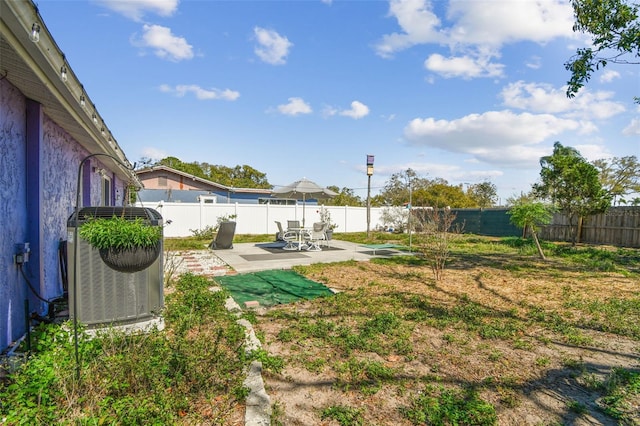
<box><xmin>215</xmin><ymin>270</ymin><xmax>334</xmax><ymax>308</ymax></box>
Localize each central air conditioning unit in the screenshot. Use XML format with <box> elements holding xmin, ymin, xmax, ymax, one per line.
<box><xmin>67</xmin><ymin>207</ymin><xmax>164</xmax><ymax>327</ymax></box>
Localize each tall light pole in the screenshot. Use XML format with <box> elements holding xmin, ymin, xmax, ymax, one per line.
<box><xmin>408</xmin><ymin>176</ymin><xmax>412</xmax><ymax>252</ymax></box>
<box><xmin>366</xmin><ymin>155</ymin><xmax>374</xmax><ymax>238</ymax></box>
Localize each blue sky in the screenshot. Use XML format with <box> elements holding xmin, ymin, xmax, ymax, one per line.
<box><xmin>37</xmin><ymin>0</ymin><xmax>639</xmax><ymax>204</ymax></box>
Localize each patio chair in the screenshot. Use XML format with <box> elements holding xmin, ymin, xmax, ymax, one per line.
<box><xmin>287</xmin><ymin>220</ymin><xmax>301</xmax><ymax>230</ymax></box>
<box><xmin>282</xmin><ymin>231</ymin><xmax>300</xmax><ymax>250</ymax></box>
<box><xmin>209</xmin><ymin>221</ymin><xmax>236</xmax><ymax>250</ymax></box>
<box><xmin>306</xmin><ymin>222</ymin><xmax>327</xmax><ymax>252</ymax></box>
<box><xmin>275</xmin><ymin>221</ymin><xmax>285</xmax><ymax>241</ymax></box>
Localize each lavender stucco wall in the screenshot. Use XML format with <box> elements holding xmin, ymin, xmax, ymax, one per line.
<box><xmin>40</xmin><ymin>118</ymin><xmax>126</xmax><ymax>300</ymax></box>
<box><xmin>0</xmin><ymin>78</ymin><xmax>127</xmax><ymax>351</ymax></box>
<box><xmin>41</xmin><ymin>116</ymin><xmax>88</xmax><ymax>300</ymax></box>
<box><xmin>0</xmin><ymin>79</ymin><xmax>28</xmax><ymax>349</ymax></box>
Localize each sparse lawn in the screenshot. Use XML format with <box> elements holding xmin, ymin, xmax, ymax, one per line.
<box><xmin>2</xmin><ymin>234</ymin><xmax>638</xmax><ymax>425</ymax></box>
<box><xmin>254</xmin><ymin>235</ymin><xmax>640</xmax><ymax>425</ymax></box>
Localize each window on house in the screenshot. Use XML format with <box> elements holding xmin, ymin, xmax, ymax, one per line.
<box><xmin>101</xmin><ymin>175</ymin><xmax>112</xmax><ymax>206</ymax></box>
<box><xmin>259</xmin><ymin>198</ymin><xmax>296</xmax><ymax>205</ymax></box>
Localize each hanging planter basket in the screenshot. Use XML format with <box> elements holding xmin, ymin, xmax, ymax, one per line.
<box><xmin>99</xmin><ymin>242</ymin><xmax>161</xmax><ymax>273</ymax></box>
<box><xmin>75</xmin><ymin>207</ymin><xmax>164</xmax><ymax>274</ymax></box>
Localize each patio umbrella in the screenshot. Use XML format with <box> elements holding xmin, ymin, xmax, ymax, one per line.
<box><xmin>272</xmin><ymin>177</ymin><xmax>337</xmax><ymax>226</ymax></box>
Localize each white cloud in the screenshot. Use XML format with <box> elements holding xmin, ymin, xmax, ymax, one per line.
<box><xmin>277</xmin><ymin>97</ymin><xmax>312</xmax><ymax>116</ymax></box>
<box><xmin>96</xmin><ymin>0</ymin><xmax>178</xmax><ymax>22</ymax></box>
<box><xmin>159</xmin><ymin>84</ymin><xmax>240</xmax><ymax>101</ymax></box>
<box><xmin>500</xmin><ymin>81</ymin><xmax>626</xmax><ymax>120</ymax></box>
<box><xmin>322</xmin><ymin>101</ymin><xmax>370</xmax><ymax>119</ymax></box>
<box><xmin>573</xmin><ymin>144</ymin><xmax>612</xmax><ymax>161</ymax></box>
<box><xmin>424</xmin><ymin>53</ymin><xmax>504</xmax><ymax>79</ymax></box>
<box><xmin>374</xmin><ymin>0</ymin><xmax>444</xmax><ymax>58</ymax></box>
<box><xmin>376</xmin><ymin>0</ymin><xmax>574</xmax><ymax>79</ymax></box>
<box><xmin>446</xmin><ymin>0</ymin><xmax>573</xmax><ymax>46</ymax></box>
<box><xmin>623</xmin><ymin>118</ymin><xmax>640</xmax><ymax>136</ymax></box>
<box><xmin>525</xmin><ymin>56</ymin><xmax>542</xmax><ymax>69</ymax></box>
<box><xmin>135</xmin><ymin>24</ymin><xmax>194</xmax><ymax>61</ymax></box>
<box><xmin>600</xmin><ymin>70</ymin><xmax>621</xmax><ymax>83</ymax></box>
<box><xmin>340</xmin><ymin>101</ymin><xmax>370</xmax><ymax>119</ymax></box>
<box><xmin>322</xmin><ymin>106</ymin><xmax>338</xmax><ymax>118</ymax></box>
<box><xmin>254</xmin><ymin>27</ymin><xmax>293</xmax><ymax>65</ymax></box>
<box><xmin>141</xmin><ymin>147</ymin><xmax>169</xmax><ymax>161</ymax></box>
<box><xmin>374</xmin><ymin>161</ymin><xmax>503</xmax><ymax>185</ymax></box>
<box><xmin>404</xmin><ymin>110</ymin><xmax>580</xmax><ymax>167</ymax></box>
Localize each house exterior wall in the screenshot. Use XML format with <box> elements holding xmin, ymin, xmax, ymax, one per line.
<box><xmin>0</xmin><ymin>79</ymin><xmax>29</xmax><ymax>349</ymax></box>
<box><xmin>0</xmin><ymin>79</ymin><xmax>127</xmax><ymax>351</ymax></box>
<box><xmin>41</xmin><ymin>115</ymin><xmax>88</xmax><ymax>301</ymax></box>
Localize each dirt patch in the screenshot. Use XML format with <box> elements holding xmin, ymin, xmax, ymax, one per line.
<box><xmin>255</xmin><ymin>260</ymin><xmax>640</xmax><ymax>425</ymax></box>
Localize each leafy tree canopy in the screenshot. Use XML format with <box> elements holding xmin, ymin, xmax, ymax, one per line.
<box><xmin>140</xmin><ymin>157</ymin><xmax>272</xmax><ymax>189</ymax></box>
<box><xmin>325</xmin><ymin>186</ymin><xmax>364</xmax><ymax>206</ymax></box>
<box><xmin>466</xmin><ymin>181</ymin><xmax>498</xmax><ymax>208</ymax></box>
<box><xmin>507</xmin><ymin>200</ymin><xmax>555</xmax><ymax>260</ymax></box>
<box><xmin>592</xmin><ymin>155</ymin><xmax>640</xmax><ymax>205</ymax></box>
<box><xmin>532</xmin><ymin>142</ymin><xmax>611</xmax><ymax>243</ymax></box>
<box><xmin>377</xmin><ymin>169</ymin><xmax>492</xmax><ymax>208</ymax></box>
<box><xmin>565</xmin><ymin>0</ymin><xmax>640</xmax><ymax>101</ymax></box>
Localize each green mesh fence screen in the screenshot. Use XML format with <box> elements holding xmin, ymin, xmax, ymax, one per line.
<box><xmin>452</xmin><ymin>208</ymin><xmax>521</xmax><ymax>237</ymax></box>
<box><xmin>215</xmin><ymin>270</ymin><xmax>334</xmax><ymax>308</ymax></box>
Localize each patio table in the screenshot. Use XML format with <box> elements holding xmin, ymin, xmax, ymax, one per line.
<box><xmin>285</xmin><ymin>227</ymin><xmax>314</xmax><ymax>251</ymax></box>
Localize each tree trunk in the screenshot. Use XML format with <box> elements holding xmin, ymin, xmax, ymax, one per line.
<box><xmin>576</xmin><ymin>216</ymin><xmax>583</xmax><ymax>244</ymax></box>
<box><xmin>531</xmin><ymin>227</ymin><xmax>546</xmax><ymax>260</ymax></box>
<box><xmin>569</xmin><ymin>213</ymin><xmax>578</xmax><ymax>246</ymax></box>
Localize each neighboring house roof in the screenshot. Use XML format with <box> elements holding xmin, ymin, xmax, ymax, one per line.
<box><xmin>136</xmin><ymin>165</ymin><xmax>273</xmax><ymax>195</ymax></box>
<box><xmin>0</xmin><ymin>0</ymin><xmax>139</xmax><ymax>185</ymax></box>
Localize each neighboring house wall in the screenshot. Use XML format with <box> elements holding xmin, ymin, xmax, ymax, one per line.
<box><xmin>137</xmin><ymin>166</ymin><xmax>272</xmax><ymax>204</ymax></box>
<box><xmin>0</xmin><ymin>79</ymin><xmax>126</xmax><ymax>351</ymax></box>
<box><xmin>139</xmin><ymin>168</ymin><xmax>222</xmax><ymax>191</ymax></box>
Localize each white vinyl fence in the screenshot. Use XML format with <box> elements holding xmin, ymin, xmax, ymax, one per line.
<box><xmin>138</xmin><ymin>200</ymin><xmax>386</xmax><ymax>238</ymax></box>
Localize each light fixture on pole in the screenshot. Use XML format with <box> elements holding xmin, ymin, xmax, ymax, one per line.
<box><xmin>366</xmin><ymin>154</ymin><xmax>374</xmax><ymax>238</ymax></box>
<box><xmin>30</xmin><ymin>23</ymin><xmax>40</xmax><ymax>43</ymax></box>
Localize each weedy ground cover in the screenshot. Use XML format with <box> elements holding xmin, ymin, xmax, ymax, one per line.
<box><xmin>254</xmin><ymin>235</ymin><xmax>640</xmax><ymax>425</ymax></box>
<box><xmin>2</xmin><ymin>234</ymin><xmax>638</xmax><ymax>425</ymax></box>
<box><xmin>0</xmin><ymin>274</ymin><xmax>257</xmax><ymax>425</ymax></box>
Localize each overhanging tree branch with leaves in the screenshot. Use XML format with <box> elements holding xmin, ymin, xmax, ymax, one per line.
<box><xmin>565</xmin><ymin>0</ymin><xmax>640</xmax><ymax>102</ymax></box>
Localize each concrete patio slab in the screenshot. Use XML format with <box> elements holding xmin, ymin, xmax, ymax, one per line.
<box><xmin>210</xmin><ymin>239</ymin><xmax>407</xmax><ymax>273</ymax></box>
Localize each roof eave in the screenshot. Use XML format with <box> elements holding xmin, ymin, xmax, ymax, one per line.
<box><xmin>0</xmin><ymin>0</ymin><xmax>140</xmax><ymax>186</ymax></box>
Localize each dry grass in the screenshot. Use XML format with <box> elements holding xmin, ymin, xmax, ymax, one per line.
<box><xmin>254</xmin><ymin>238</ymin><xmax>640</xmax><ymax>425</ymax></box>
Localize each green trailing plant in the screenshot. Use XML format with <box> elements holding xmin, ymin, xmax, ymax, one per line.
<box><xmin>79</xmin><ymin>215</ymin><xmax>162</xmax><ymax>250</ymax></box>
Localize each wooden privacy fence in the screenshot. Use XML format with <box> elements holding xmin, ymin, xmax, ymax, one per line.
<box><xmin>448</xmin><ymin>207</ymin><xmax>640</xmax><ymax>248</ymax></box>
<box><xmin>538</xmin><ymin>207</ymin><xmax>640</xmax><ymax>248</ymax></box>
